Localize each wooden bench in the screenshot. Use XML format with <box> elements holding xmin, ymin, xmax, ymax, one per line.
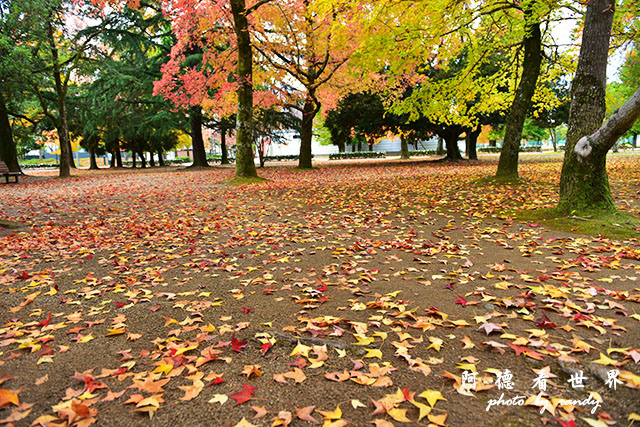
<box><xmin>0</xmin><ymin>161</ymin><xmax>20</xmax><ymax>184</ymax></box>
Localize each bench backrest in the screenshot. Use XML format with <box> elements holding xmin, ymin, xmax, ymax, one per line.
<box><xmin>0</xmin><ymin>161</ymin><xmax>9</xmax><ymax>174</ymax></box>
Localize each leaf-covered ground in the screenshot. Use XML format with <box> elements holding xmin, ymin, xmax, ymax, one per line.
<box><xmin>0</xmin><ymin>156</ymin><xmax>639</xmax><ymax>427</ymax></box>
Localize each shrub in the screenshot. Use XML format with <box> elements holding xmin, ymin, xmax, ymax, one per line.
<box><xmin>407</xmin><ymin>150</ymin><xmax>438</xmax><ymax>156</ymax></box>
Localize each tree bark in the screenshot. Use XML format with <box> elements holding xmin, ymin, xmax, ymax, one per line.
<box><xmin>557</xmin><ymin>0</ymin><xmax>616</xmax><ymax>213</ymax></box>
<box><xmin>88</xmin><ymin>144</ymin><xmax>98</xmax><ymax>170</ymax></box>
<box><xmin>495</xmin><ymin>9</ymin><xmax>542</xmax><ymax>179</ymax></box>
<box><xmin>220</xmin><ymin>129</ymin><xmax>229</xmax><ymax>164</ymax></box>
<box><xmin>115</xmin><ymin>141</ymin><xmax>122</xmax><ymax>168</ymax></box>
<box><xmin>149</xmin><ymin>151</ymin><xmax>155</xmax><ymax>167</ymax></box>
<box><xmin>436</xmin><ymin>137</ymin><xmax>444</xmax><ymax>155</ymax></box>
<box><xmin>158</xmin><ymin>150</ymin><xmax>165</xmax><ymax>166</ymax></box>
<box><xmin>131</xmin><ymin>150</ymin><xmax>137</xmax><ymax>168</ymax></box>
<box><xmin>0</xmin><ymin>92</ymin><xmax>21</xmax><ymax>173</ymax></box>
<box><xmin>338</xmin><ymin>140</ymin><xmax>345</xmax><ymax>152</ymax></box>
<box><xmin>632</xmin><ymin>133</ymin><xmax>637</xmax><ymax>148</ymax></box>
<box><xmin>444</xmin><ymin>134</ymin><xmax>462</xmax><ymax>159</ymax></box>
<box><xmin>189</xmin><ymin>106</ymin><xmax>209</xmax><ymax>167</ymax></box>
<box><xmin>137</xmin><ymin>151</ymin><xmax>146</xmax><ymax>168</ymax></box>
<box><xmin>466</xmin><ymin>126</ymin><xmax>480</xmax><ymax>160</ymax></box>
<box><xmin>400</xmin><ymin>136</ymin><xmax>409</xmax><ymax>159</ymax></box>
<box><xmin>231</xmin><ymin>0</ymin><xmax>258</xmax><ymax>178</ymax></box>
<box><xmin>298</xmin><ymin>94</ymin><xmax>318</xmax><ymax>169</ymax></box>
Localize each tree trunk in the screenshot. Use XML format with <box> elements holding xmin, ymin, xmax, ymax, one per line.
<box><xmin>110</xmin><ymin>150</ymin><xmax>115</xmax><ymax>168</ymax></box>
<box><xmin>338</xmin><ymin>140</ymin><xmax>345</xmax><ymax>152</ymax></box>
<box><xmin>436</xmin><ymin>137</ymin><xmax>444</xmax><ymax>155</ymax></box>
<box><xmin>489</xmin><ymin>139</ymin><xmax>496</xmax><ymax>147</ymax></box>
<box><xmin>400</xmin><ymin>136</ymin><xmax>409</xmax><ymax>159</ymax></box>
<box><xmin>298</xmin><ymin>94</ymin><xmax>318</xmax><ymax>169</ymax></box>
<box><xmin>443</xmin><ymin>134</ymin><xmax>462</xmax><ymax>159</ymax></box>
<box><xmin>138</xmin><ymin>151</ymin><xmax>146</xmax><ymax>168</ymax></box>
<box><xmin>149</xmin><ymin>151</ymin><xmax>155</xmax><ymax>167</ymax></box>
<box><xmin>466</xmin><ymin>126</ymin><xmax>480</xmax><ymax>160</ymax></box>
<box><xmin>557</xmin><ymin>0</ymin><xmax>616</xmax><ymax>213</ymax></box>
<box><xmin>495</xmin><ymin>9</ymin><xmax>542</xmax><ymax>179</ymax></box>
<box><xmin>0</xmin><ymin>92</ymin><xmax>21</xmax><ymax>173</ymax></box>
<box><xmin>131</xmin><ymin>150</ymin><xmax>137</xmax><ymax>168</ymax></box>
<box><xmin>368</xmin><ymin>142</ymin><xmax>373</xmax><ymax>151</ymax></box>
<box><xmin>89</xmin><ymin>144</ymin><xmax>98</xmax><ymax>170</ymax></box>
<box><xmin>220</xmin><ymin>129</ymin><xmax>229</xmax><ymax>164</ymax></box>
<box><xmin>357</xmin><ymin>139</ymin><xmax>362</xmax><ymax>151</ymax></box>
<box><xmin>189</xmin><ymin>106</ymin><xmax>209</xmax><ymax>167</ymax></box>
<box><xmin>231</xmin><ymin>0</ymin><xmax>258</xmax><ymax>178</ymax></box>
<box><xmin>632</xmin><ymin>133</ymin><xmax>637</xmax><ymax>148</ymax></box>
<box><xmin>257</xmin><ymin>139</ymin><xmax>265</xmax><ymax>168</ymax></box>
<box><xmin>115</xmin><ymin>141</ymin><xmax>122</xmax><ymax>168</ymax></box>
<box><xmin>550</xmin><ymin>127</ymin><xmax>557</xmax><ymax>151</ymax></box>
<box><xmin>158</xmin><ymin>150</ymin><xmax>165</xmax><ymax>166</ymax></box>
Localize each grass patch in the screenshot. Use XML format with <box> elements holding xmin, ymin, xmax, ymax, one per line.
<box><xmin>515</xmin><ymin>207</ymin><xmax>640</xmax><ymax>239</ymax></box>
<box><xmin>223</xmin><ymin>176</ymin><xmax>269</xmax><ymax>186</ymax></box>
<box><xmin>0</xmin><ymin>220</ymin><xmax>25</xmax><ymax>229</ymax></box>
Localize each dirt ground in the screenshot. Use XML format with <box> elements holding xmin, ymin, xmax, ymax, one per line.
<box><xmin>0</xmin><ymin>156</ymin><xmax>639</xmax><ymax>427</ymax></box>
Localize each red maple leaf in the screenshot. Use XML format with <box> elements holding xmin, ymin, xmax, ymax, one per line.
<box><xmin>240</xmin><ymin>307</ymin><xmax>253</xmax><ymax>314</ymax></box>
<box><xmin>455</xmin><ymin>295</ymin><xmax>467</xmax><ymax>306</ymax></box>
<box><xmin>260</xmin><ymin>342</ymin><xmax>272</xmax><ymax>355</ymax></box>
<box><xmin>534</xmin><ymin>312</ymin><xmax>556</xmax><ymax>328</ymax></box>
<box><xmin>228</xmin><ymin>382</ymin><xmax>256</xmax><ymax>405</ymax></box>
<box><xmin>231</xmin><ymin>334</ymin><xmax>247</xmax><ymax>352</ymax></box>
<box><xmin>36</xmin><ymin>312</ymin><xmax>52</xmax><ymax>327</ymax></box>
<box><xmin>206</xmin><ymin>376</ymin><xmax>225</xmax><ymax>387</ymax></box>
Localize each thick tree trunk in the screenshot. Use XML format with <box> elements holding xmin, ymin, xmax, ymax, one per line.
<box><xmin>550</xmin><ymin>128</ymin><xmax>557</xmax><ymax>151</ymax></box>
<box><xmin>357</xmin><ymin>139</ymin><xmax>362</xmax><ymax>151</ymax></box>
<box><xmin>466</xmin><ymin>126</ymin><xmax>480</xmax><ymax>160</ymax></box>
<box><xmin>495</xmin><ymin>10</ymin><xmax>542</xmax><ymax>179</ymax></box>
<box><xmin>110</xmin><ymin>151</ymin><xmax>116</xmax><ymax>168</ymax></box>
<box><xmin>436</xmin><ymin>137</ymin><xmax>444</xmax><ymax>155</ymax></box>
<box><xmin>400</xmin><ymin>137</ymin><xmax>409</xmax><ymax>159</ymax></box>
<box><xmin>158</xmin><ymin>150</ymin><xmax>165</xmax><ymax>166</ymax></box>
<box><xmin>557</xmin><ymin>0</ymin><xmax>616</xmax><ymax>213</ymax></box>
<box><xmin>89</xmin><ymin>144</ymin><xmax>98</xmax><ymax>170</ymax></box>
<box><xmin>149</xmin><ymin>151</ymin><xmax>155</xmax><ymax>167</ymax></box>
<box><xmin>444</xmin><ymin>134</ymin><xmax>462</xmax><ymax>159</ymax></box>
<box><xmin>131</xmin><ymin>151</ymin><xmax>137</xmax><ymax>168</ymax></box>
<box><xmin>231</xmin><ymin>0</ymin><xmax>258</xmax><ymax>178</ymax></box>
<box><xmin>338</xmin><ymin>140</ymin><xmax>345</xmax><ymax>152</ymax></box>
<box><xmin>0</xmin><ymin>92</ymin><xmax>21</xmax><ymax>173</ymax></box>
<box><xmin>298</xmin><ymin>95</ymin><xmax>318</xmax><ymax>169</ymax></box>
<box><xmin>189</xmin><ymin>106</ymin><xmax>209</xmax><ymax>167</ymax></box>
<box><xmin>220</xmin><ymin>129</ymin><xmax>229</xmax><ymax>164</ymax></box>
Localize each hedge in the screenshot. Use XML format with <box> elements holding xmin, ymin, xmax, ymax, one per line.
<box><xmin>478</xmin><ymin>146</ymin><xmax>542</xmax><ymax>153</ymax></box>
<box><xmin>408</xmin><ymin>150</ymin><xmax>438</xmax><ymax>156</ymax></box>
<box><xmin>329</xmin><ymin>151</ymin><xmax>386</xmax><ymax>160</ymax></box>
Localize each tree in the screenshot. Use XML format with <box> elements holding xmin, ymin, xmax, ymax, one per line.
<box><xmin>251</xmin><ymin>0</ymin><xmax>358</xmax><ymax>169</ymax></box>
<box><xmin>15</xmin><ymin>0</ymin><xmax>102</xmax><ymax>177</ymax></box>
<box><xmin>557</xmin><ymin>0</ymin><xmax>621</xmax><ymax>213</ymax></box>
<box><xmin>495</xmin><ymin>2</ymin><xmax>543</xmax><ymax>179</ymax></box>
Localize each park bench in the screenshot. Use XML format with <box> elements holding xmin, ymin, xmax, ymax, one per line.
<box><xmin>0</xmin><ymin>161</ymin><xmax>19</xmax><ymax>184</ymax></box>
